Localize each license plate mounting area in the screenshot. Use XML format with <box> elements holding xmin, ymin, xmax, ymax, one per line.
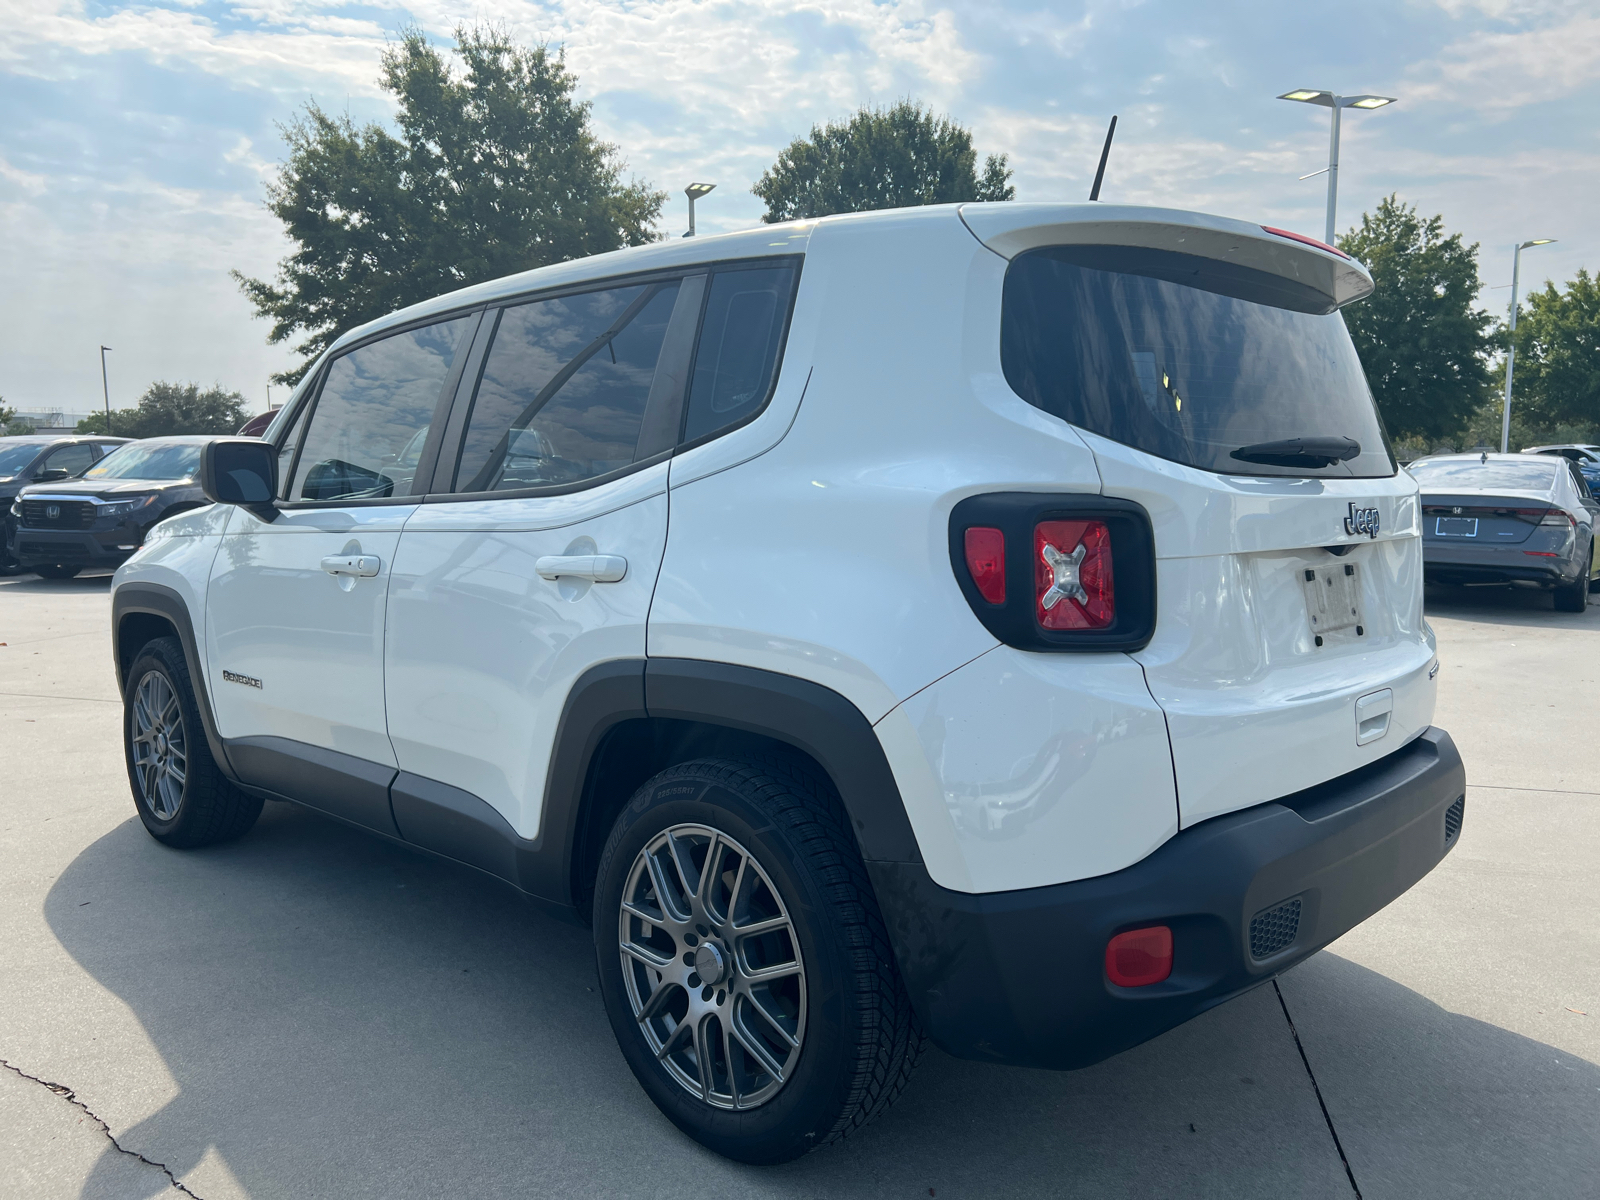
<box><xmin>1302</xmin><ymin>562</ymin><xmax>1363</xmax><ymax>637</ymax></box>
<box><xmin>1434</xmin><ymin>516</ymin><xmax>1478</xmax><ymax>537</ymax></box>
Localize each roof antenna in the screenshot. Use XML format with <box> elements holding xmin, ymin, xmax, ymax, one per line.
<box><xmin>1089</xmin><ymin>115</ymin><xmax>1118</xmax><ymax>201</ymax></box>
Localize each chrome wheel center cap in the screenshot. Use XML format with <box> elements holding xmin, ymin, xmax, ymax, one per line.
<box><xmin>155</xmin><ymin>732</ymin><xmax>168</xmax><ymax>757</ymax></box>
<box><xmin>693</xmin><ymin>942</ymin><xmax>728</xmax><ymax>985</ymax></box>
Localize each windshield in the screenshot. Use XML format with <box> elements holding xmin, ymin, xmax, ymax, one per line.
<box><xmin>85</xmin><ymin>442</ymin><xmax>202</xmax><ymax>481</ymax></box>
<box><xmin>1408</xmin><ymin>459</ymin><xmax>1558</xmax><ymax>491</ymax></box>
<box><xmin>1000</xmin><ymin>246</ymin><xmax>1395</xmax><ymax>478</ymax></box>
<box><xmin>0</xmin><ymin>442</ymin><xmax>42</xmax><ymax>477</ymax></box>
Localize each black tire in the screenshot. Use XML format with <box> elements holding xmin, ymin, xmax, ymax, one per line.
<box><xmin>33</xmin><ymin>564</ymin><xmax>81</xmax><ymax>580</ymax></box>
<box><xmin>1553</xmin><ymin>550</ymin><xmax>1590</xmax><ymax>612</ymax></box>
<box><xmin>122</xmin><ymin>636</ymin><xmax>262</xmax><ymax>847</ymax></box>
<box><xmin>593</xmin><ymin>755</ymin><xmax>923</xmax><ymax>1164</ymax></box>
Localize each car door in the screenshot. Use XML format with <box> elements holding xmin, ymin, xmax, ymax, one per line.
<box><xmin>205</xmin><ymin>312</ymin><xmax>478</xmax><ymax>833</ymax></box>
<box><xmin>384</xmin><ymin>273</ymin><xmax>702</xmax><ymax>845</ymax></box>
<box><xmin>1564</xmin><ymin>460</ymin><xmax>1600</xmax><ymax>579</ymax></box>
<box><xmin>35</xmin><ymin>442</ymin><xmax>96</xmax><ymax>482</ymax></box>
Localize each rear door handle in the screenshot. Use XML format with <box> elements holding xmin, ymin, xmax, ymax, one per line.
<box><xmin>535</xmin><ymin>554</ymin><xmax>627</xmax><ymax>583</ymax></box>
<box><xmin>321</xmin><ymin>554</ymin><xmax>382</xmax><ymax>578</ymax></box>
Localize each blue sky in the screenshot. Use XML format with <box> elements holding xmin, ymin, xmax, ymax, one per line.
<box><xmin>2</xmin><ymin>0</ymin><xmax>1596</xmax><ymax>415</ymax></box>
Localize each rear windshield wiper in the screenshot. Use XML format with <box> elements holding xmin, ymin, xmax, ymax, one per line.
<box><xmin>1230</xmin><ymin>437</ymin><xmax>1361</xmax><ymax>468</ymax></box>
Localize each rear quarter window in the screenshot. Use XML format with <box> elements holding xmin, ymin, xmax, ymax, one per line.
<box><xmin>1000</xmin><ymin>246</ymin><xmax>1395</xmax><ymax>479</ymax></box>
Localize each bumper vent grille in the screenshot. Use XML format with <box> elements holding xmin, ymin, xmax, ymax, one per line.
<box><xmin>20</xmin><ymin>499</ymin><xmax>95</xmax><ymax>529</ymax></box>
<box><xmin>1444</xmin><ymin>795</ymin><xmax>1465</xmax><ymax>845</ymax></box>
<box><xmin>19</xmin><ymin>539</ymin><xmax>88</xmax><ymax>558</ymax></box>
<box><xmin>1249</xmin><ymin>897</ymin><xmax>1303</xmax><ymax>961</ymax></box>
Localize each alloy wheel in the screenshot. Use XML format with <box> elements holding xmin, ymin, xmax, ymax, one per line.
<box><xmin>618</xmin><ymin>823</ymin><xmax>806</xmax><ymax>1110</ymax></box>
<box><xmin>130</xmin><ymin>671</ymin><xmax>187</xmax><ymax>820</ymax></box>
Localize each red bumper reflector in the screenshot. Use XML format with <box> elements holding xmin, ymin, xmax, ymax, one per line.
<box><xmin>1105</xmin><ymin>925</ymin><xmax>1173</xmax><ymax>987</ymax></box>
<box><xmin>963</xmin><ymin>526</ymin><xmax>1006</xmax><ymax>604</ymax></box>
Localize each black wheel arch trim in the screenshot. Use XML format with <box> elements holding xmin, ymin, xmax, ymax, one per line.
<box><xmin>112</xmin><ymin>582</ymin><xmax>235</xmax><ymax>778</ymax></box>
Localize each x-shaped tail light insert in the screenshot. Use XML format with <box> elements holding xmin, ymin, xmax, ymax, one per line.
<box><xmin>1040</xmin><ymin>540</ymin><xmax>1088</xmax><ymax>611</ymax></box>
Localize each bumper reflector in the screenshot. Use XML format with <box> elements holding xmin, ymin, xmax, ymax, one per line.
<box><xmin>1105</xmin><ymin>925</ymin><xmax>1173</xmax><ymax>987</ymax></box>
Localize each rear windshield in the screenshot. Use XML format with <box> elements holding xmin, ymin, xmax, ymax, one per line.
<box><xmin>1000</xmin><ymin>246</ymin><xmax>1395</xmax><ymax>478</ymax></box>
<box><xmin>85</xmin><ymin>442</ymin><xmax>202</xmax><ymax>481</ymax></box>
<box><xmin>1408</xmin><ymin>459</ymin><xmax>1558</xmax><ymax>491</ymax></box>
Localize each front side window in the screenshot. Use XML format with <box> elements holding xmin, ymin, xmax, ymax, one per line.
<box><xmin>682</xmin><ymin>264</ymin><xmax>797</xmax><ymax>444</ymax></box>
<box><xmin>290</xmin><ymin>316</ymin><xmax>471</xmax><ymax>502</ymax></box>
<box><xmin>1000</xmin><ymin>246</ymin><xmax>1395</xmax><ymax>479</ymax></box>
<box><xmin>454</xmin><ymin>281</ymin><xmax>681</xmax><ymax>493</ymax></box>
<box><xmin>41</xmin><ymin>443</ymin><xmax>95</xmax><ymax>478</ymax></box>
<box><xmin>85</xmin><ymin>442</ymin><xmax>202</xmax><ymax>481</ymax></box>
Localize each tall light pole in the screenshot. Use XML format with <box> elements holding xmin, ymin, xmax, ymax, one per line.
<box><xmin>1278</xmin><ymin>90</ymin><xmax>1396</xmax><ymax>245</ymax></box>
<box><xmin>99</xmin><ymin>346</ymin><xmax>113</xmax><ymax>436</ymax></box>
<box><xmin>1500</xmin><ymin>238</ymin><xmax>1557</xmax><ymax>453</ymax></box>
<box><xmin>683</xmin><ymin>182</ymin><xmax>715</xmax><ymax>238</ymax></box>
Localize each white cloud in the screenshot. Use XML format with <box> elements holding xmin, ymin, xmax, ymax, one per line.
<box><xmin>1405</xmin><ymin>10</ymin><xmax>1600</xmax><ymax>113</ymax></box>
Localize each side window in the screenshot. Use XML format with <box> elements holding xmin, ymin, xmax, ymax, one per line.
<box><xmin>454</xmin><ymin>280</ymin><xmax>681</xmax><ymax>493</ymax></box>
<box><xmin>289</xmin><ymin>317</ymin><xmax>470</xmax><ymax>502</ymax></box>
<box><xmin>42</xmin><ymin>444</ymin><xmax>95</xmax><ymax>478</ymax></box>
<box><xmin>274</xmin><ymin>398</ymin><xmax>312</xmax><ymax>500</ymax></box>
<box><xmin>682</xmin><ymin>264</ymin><xmax>797</xmax><ymax>444</ymax></box>
<box><xmin>1568</xmin><ymin>461</ymin><xmax>1590</xmax><ymax>500</ymax></box>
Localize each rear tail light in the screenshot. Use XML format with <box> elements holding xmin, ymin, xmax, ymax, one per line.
<box><xmin>1540</xmin><ymin>509</ymin><xmax>1576</xmax><ymax>527</ymax></box>
<box><xmin>1105</xmin><ymin>925</ymin><xmax>1173</xmax><ymax>987</ymax></box>
<box><xmin>963</xmin><ymin>527</ymin><xmax>1006</xmax><ymax>604</ymax></box>
<box><xmin>949</xmin><ymin>493</ymin><xmax>1156</xmax><ymax>652</ymax></box>
<box><xmin>1035</xmin><ymin>519</ymin><xmax>1113</xmax><ymax>629</ymax></box>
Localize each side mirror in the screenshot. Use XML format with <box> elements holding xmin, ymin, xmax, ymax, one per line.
<box><xmin>34</xmin><ymin>468</ymin><xmax>69</xmax><ymax>483</ymax></box>
<box><xmin>201</xmin><ymin>438</ymin><xmax>279</xmax><ymax>522</ymax></box>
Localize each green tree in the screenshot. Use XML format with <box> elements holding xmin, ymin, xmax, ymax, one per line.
<box><xmin>1503</xmin><ymin>270</ymin><xmax>1600</xmax><ymax>435</ymax></box>
<box><xmin>76</xmin><ymin>383</ymin><xmax>247</xmax><ymax>438</ymax></box>
<box><xmin>0</xmin><ymin>399</ymin><xmax>34</xmax><ymax>436</ymax></box>
<box><xmin>234</xmin><ymin>25</ymin><xmax>666</xmax><ymax>384</ymax></box>
<box><xmin>753</xmin><ymin>101</ymin><xmax>1014</xmax><ymax>222</ymax></box>
<box><xmin>1337</xmin><ymin>196</ymin><xmax>1494</xmax><ymax>444</ymax></box>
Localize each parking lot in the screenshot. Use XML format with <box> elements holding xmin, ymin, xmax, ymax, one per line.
<box><xmin>1</xmin><ymin>572</ymin><xmax>1596</xmax><ymax>1199</ymax></box>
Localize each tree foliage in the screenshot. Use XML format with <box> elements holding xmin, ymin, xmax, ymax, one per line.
<box><xmin>76</xmin><ymin>383</ymin><xmax>247</xmax><ymax>438</ymax></box>
<box><xmin>234</xmin><ymin>25</ymin><xmax>666</xmax><ymax>384</ymax></box>
<box><xmin>1337</xmin><ymin>196</ymin><xmax>1494</xmax><ymax>443</ymax></box>
<box><xmin>0</xmin><ymin>399</ymin><xmax>33</xmax><ymax>436</ymax></box>
<box><xmin>752</xmin><ymin>101</ymin><xmax>1014</xmax><ymax>222</ymax></box>
<box><xmin>1503</xmin><ymin>270</ymin><xmax>1600</xmax><ymax>434</ymax></box>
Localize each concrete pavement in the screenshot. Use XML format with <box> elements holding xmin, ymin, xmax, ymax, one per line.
<box><xmin>0</xmin><ymin>571</ymin><xmax>1595</xmax><ymax>1198</ymax></box>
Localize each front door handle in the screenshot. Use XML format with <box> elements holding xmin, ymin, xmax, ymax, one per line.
<box><xmin>535</xmin><ymin>554</ymin><xmax>627</xmax><ymax>583</ymax></box>
<box><xmin>321</xmin><ymin>554</ymin><xmax>381</xmax><ymax>578</ymax></box>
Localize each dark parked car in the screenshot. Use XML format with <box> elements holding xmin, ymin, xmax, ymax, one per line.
<box><xmin>1410</xmin><ymin>452</ymin><xmax>1600</xmax><ymax>611</ymax></box>
<box><xmin>9</xmin><ymin>437</ymin><xmax>209</xmax><ymax>579</ymax></box>
<box><xmin>0</xmin><ymin>435</ymin><xmax>130</xmax><ymax>571</ymax></box>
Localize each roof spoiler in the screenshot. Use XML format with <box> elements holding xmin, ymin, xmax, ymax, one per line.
<box><xmin>959</xmin><ymin>202</ymin><xmax>1374</xmax><ymax>310</ymax></box>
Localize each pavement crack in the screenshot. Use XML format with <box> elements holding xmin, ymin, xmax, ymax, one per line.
<box><xmin>1</xmin><ymin>1057</ymin><xmax>204</xmax><ymax>1198</ymax></box>
<box><xmin>1274</xmin><ymin>981</ymin><xmax>1363</xmax><ymax>1199</ymax></box>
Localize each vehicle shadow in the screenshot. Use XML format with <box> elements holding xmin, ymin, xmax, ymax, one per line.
<box><xmin>1424</xmin><ymin>580</ymin><xmax>1600</xmax><ymax>630</ymax></box>
<box><xmin>49</xmin><ymin>804</ymin><xmax>1598</xmax><ymax>1199</ymax></box>
<box><xmin>0</xmin><ymin>572</ymin><xmax>113</xmax><ymax>592</ymax></box>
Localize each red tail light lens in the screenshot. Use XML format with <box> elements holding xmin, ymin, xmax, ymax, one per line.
<box><xmin>1034</xmin><ymin>520</ymin><xmax>1114</xmax><ymax>629</ymax></box>
<box><xmin>1105</xmin><ymin>925</ymin><xmax>1173</xmax><ymax>987</ymax></box>
<box><xmin>963</xmin><ymin>527</ymin><xmax>1006</xmax><ymax>604</ymax></box>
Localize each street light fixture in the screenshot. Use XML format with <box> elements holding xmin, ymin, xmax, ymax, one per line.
<box><xmin>1278</xmin><ymin>89</ymin><xmax>1396</xmax><ymax>245</ymax></box>
<box><xmin>1499</xmin><ymin>238</ymin><xmax>1558</xmax><ymax>453</ymax></box>
<box><xmin>683</xmin><ymin>182</ymin><xmax>716</xmax><ymax>238</ymax></box>
<box><xmin>99</xmin><ymin>345</ymin><xmax>113</xmax><ymax>436</ymax></box>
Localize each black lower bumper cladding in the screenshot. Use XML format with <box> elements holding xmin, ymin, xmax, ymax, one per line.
<box><xmin>869</xmin><ymin>728</ymin><xmax>1465</xmax><ymax>1070</ymax></box>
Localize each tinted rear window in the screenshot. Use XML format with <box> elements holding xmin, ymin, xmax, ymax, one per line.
<box><xmin>1000</xmin><ymin>247</ymin><xmax>1394</xmax><ymax>479</ymax></box>
<box><xmin>1408</xmin><ymin>459</ymin><xmax>1558</xmax><ymax>491</ymax></box>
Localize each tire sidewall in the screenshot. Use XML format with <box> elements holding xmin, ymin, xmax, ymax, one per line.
<box><xmin>123</xmin><ymin>641</ymin><xmax>196</xmax><ymax>840</ymax></box>
<box><xmin>594</xmin><ymin>766</ymin><xmax>861</xmax><ymax>1163</ymax></box>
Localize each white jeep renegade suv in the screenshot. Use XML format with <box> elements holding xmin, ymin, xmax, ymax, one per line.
<box><xmin>111</xmin><ymin>202</ymin><xmax>1465</xmax><ymax>1164</ymax></box>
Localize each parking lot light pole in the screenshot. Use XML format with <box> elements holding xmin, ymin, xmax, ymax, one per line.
<box><xmin>1500</xmin><ymin>238</ymin><xmax>1558</xmax><ymax>453</ymax></box>
<box><xmin>99</xmin><ymin>345</ymin><xmax>113</xmax><ymax>436</ymax></box>
<box><xmin>683</xmin><ymin>182</ymin><xmax>715</xmax><ymax>237</ymax></box>
<box><xmin>1278</xmin><ymin>90</ymin><xmax>1396</xmax><ymax>245</ymax></box>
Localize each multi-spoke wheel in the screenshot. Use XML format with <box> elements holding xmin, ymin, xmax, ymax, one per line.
<box><xmin>594</xmin><ymin>756</ymin><xmax>924</xmax><ymax>1164</ymax></box>
<box><xmin>619</xmin><ymin>823</ymin><xmax>806</xmax><ymax>1110</ymax></box>
<box><xmin>122</xmin><ymin>636</ymin><xmax>262</xmax><ymax>847</ymax></box>
<box><xmin>130</xmin><ymin>671</ymin><xmax>187</xmax><ymax>819</ymax></box>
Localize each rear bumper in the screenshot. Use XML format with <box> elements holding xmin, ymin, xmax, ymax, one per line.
<box><xmin>1424</xmin><ymin>544</ymin><xmax>1577</xmax><ymax>586</ymax></box>
<box><xmin>869</xmin><ymin>727</ymin><xmax>1465</xmax><ymax>1070</ymax></box>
